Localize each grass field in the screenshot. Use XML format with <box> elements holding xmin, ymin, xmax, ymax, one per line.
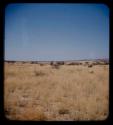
<box><xmin>4</xmin><ymin>61</ymin><xmax>109</xmax><ymax>121</ymax></box>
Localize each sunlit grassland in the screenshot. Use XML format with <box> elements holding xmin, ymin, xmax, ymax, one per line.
<box><xmin>4</xmin><ymin>62</ymin><xmax>109</xmax><ymax>121</ymax></box>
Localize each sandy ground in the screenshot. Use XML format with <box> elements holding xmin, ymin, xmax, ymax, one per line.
<box><xmin>4</xmin><ymin>62</ymin><xmax>109</xmax><ymax>121</ymax></box>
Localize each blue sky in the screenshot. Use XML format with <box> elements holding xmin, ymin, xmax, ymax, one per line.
<box><xmin>5</xmin><ymin>3</ymin><xmax>109</xmax><ymax>61</ymax></box>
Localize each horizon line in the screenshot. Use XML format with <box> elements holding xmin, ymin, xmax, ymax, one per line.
<box><xmin>4</xmin><ymin>58</ymin><xmax>109</xmax><ymax>62</ymax></box>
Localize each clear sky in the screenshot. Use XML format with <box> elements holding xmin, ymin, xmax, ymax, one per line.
<box><xmin>5</xmin><ymin>3</ymin><xmax>109</xmax><ymax>61</ymax></box>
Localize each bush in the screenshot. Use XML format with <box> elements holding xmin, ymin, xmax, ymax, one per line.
<box><xmin>50</xmin><ymin>61</ymin><xmax>53</xmax><ymax>65</ymax></box>
<box><xmin>68</xmin><ymin>62</ymin><xmax>75</xmax><ymax>65</ymax></box>
<box><xmin>88</xmin><ymin>64</ymin><xmax>93</xmax><ymax>68</ymax></box>
<box><xmin>40</xmin><ymin>64</ymin><xmax>44</xmax><ymax>66</ymax></box>
<box><xmin>68</xmin><ymin>62</ymin><xmax>80</xmax><ymax>65</ymax></box>
<box><xmin>89</xmin><ymin>71</ymin><xmax>94</xmax><ymax>73</ymax></box>
<box><xmin>34</xmin><ymin>70</ymin><xmax>45</xmax><ymax>76</ymax></box>
<box><xmin>57</xmin><ymin>61</ymin><xmax>64</xmax><ymax>65</ymax></box>
<box><xmin>52</xmin><ymin>64</ymin><xmax>60</xmax><ymax>69</ymax></box>
<box><xmin>58</xmin><ymin>108</ymin><xmax>69</xmax><ymax>114</ymax></box>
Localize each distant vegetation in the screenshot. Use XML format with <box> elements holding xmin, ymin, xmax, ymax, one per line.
<box><xmin>5</xmin><ymin>59</ymin><xmax>109</xmax><ymax>66</ymax></box>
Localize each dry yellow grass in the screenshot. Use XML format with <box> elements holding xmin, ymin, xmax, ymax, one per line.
<box><xmin>4</xmin><ymin>62</ymin><xmax>109</xmax><ymax>121</ymax></box>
